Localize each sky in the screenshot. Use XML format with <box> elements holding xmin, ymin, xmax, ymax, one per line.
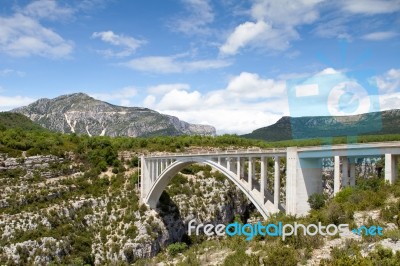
<box><xmin>0</xmin><ymin>0</ymin><xmax>400</xmax><ymax>135</ymax></box>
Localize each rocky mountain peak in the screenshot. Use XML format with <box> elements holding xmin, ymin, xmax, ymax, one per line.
<box><xmin>12</xmin><ymin>93</ymin><xmax>216</xmax><ymax>137</ymax></box>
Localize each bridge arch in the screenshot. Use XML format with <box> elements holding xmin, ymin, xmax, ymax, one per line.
<box><xmin>144</xmin><ymin>157</ymin><xmax>276</xmax><ymax>219</ymax></box>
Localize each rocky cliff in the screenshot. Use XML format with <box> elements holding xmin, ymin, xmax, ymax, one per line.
<box><xmin>12</xmin><ymin>93</ymin><xmax>216</xmax><ymax>137</ymax></box>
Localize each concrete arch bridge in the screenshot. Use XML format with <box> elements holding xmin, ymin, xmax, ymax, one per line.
<box><xmin>140</xmin><ymin>142</ymin><xmax>400</xmax><ymax>219</ymax></box>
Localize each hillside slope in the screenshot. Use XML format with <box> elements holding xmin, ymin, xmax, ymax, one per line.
<box><xmin>242</xmin><ymin>109</ymin><xmax>400</xmax><ymax>141</ymax></box>
<box><xmin>0</xmin><ymin>112</ymin><xmax>46</xmax><ymax>131</ymax></box>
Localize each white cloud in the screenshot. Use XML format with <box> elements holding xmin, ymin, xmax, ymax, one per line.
<box><xmin>90</xmin><ymin>87</ymin><xmax>137</xmax><ymax>106</ymax></box>
<box><xmin>251</xmin><ymin>0</ymin><xmax>322</xmax><ymax>26</ymax></box>
<box><xmin>220</xmin><ymin>0</ymin><xmax>323</xmax><ymax>55</ymax></box>
<box><xmin>147</xmin><ymin>83</ymin><xmax>190</xmax><ymax>95</ymax></box>
<box><xmin>141</xmin><ymin>68</ymin><xmax>400</xmax><ymax>134</ymax></box>
<box><xmin>158</xmin><ymin>89</ymin><xmax>202</xmax><ymax>111</ymax></box>
<box><xmin>219</xmin><ymin>21</ymin><xmax>270</xmax><ymax>55</ymax></box>
<box><xmin>142</xmin><ymin>72</ymin><xmax>289</xmax><ymax>134</ymax></box>
<box><xmin>361</xmin><ymin>31</ymin><xmax>399</xmax><ymax>41</ymax></box>
<box><xmin>0</xmin><ymin>95</ymin><xmax>36</xmax><ymax>111</ymax></box>
<box><xmin>21</xmin><ymin>0</ymin><xmax>74</xmax><ymax>20</ymax></box>
<box><xmin>170</xmin><ymin>0</ymin><xmax>214</xmax><ymax>35</ymax></box>
<box><xmin>341</xmin><ymin>0</ymin><xmax>400</xmax><ymax>15</ymax></box>
<box><xmin>379</xmin><ymin>92</ymin><xmax>400</xmax><ymax>110</ymax></box>
<box><xmin>375</xmin><ymin>68</ymin><xmax>400</xmax><ymax>93</ymax></box>
<box><xmin>0</xmin><ymin>2</ymin><xmax>74</xmax><ymax>58</ymax></box>
<box><xmin>123</xmin><ymin>54</ymin><xmax>231</xmax><ymax>73</ymax></box>
<box><xmin>226</xmin><ymin>72</ymin><xmax>285</xmax><ymax>99</ymax></box>
<box><xmin>92</xmin><ymin>31</ymin><xmax>145</xmax><ymax>57</ymax></box>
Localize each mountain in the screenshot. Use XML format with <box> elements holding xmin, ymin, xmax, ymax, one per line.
<box><xmin>242</xmin><ymin>109</ymin><xmax>400</xmax><ymax>141</ymax></box>
<box><xmin>12</xmin><ymin>93</ymin><xmax>216</xmax><ymax>137</ymax></box>
<box><xmin>0</xmin><ymin>112</ymin><xmax>46</xmax><ymax>131</ymax></box>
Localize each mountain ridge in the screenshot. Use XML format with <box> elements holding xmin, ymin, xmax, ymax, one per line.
<box><xmin>12</xmin><ymin>93</ymin><xmax>216</xmax><ymax>137</ymax></box>
<box><xmin>242</xmin><ymin>109</ymin><xmax>400</xmax><ymax>141</ymax></box>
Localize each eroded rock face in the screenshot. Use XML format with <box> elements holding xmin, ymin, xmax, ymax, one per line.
<box><xmin>12</xmin><ymin>93</ymin><xmax>216</xmax><ymax>137</ymax></box>
<box><xmin>0</xmin><ymin>152</ymin><xmax>252</xmax><ymax>265</ymax></box>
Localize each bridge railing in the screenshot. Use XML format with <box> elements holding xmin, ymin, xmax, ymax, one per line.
<box><xmin>144</xmin><ymin>148</ymin><xmax>287</xmax><ymax>158</ymax></box>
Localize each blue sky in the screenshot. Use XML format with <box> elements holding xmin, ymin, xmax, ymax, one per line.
<box><xmin>0</xmin><ymin>0</ymin><xmax>400</xmax><ymax>134</ymax></box>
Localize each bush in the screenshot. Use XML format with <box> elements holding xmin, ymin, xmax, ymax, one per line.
<box><xmin>308</xmin><ymin>193</ymin><xmax>327</xmax><ymax>210</ymax></box>
<box><xmin>223</xmin><ymin>248</ymin><xmax>259</xmax><ymax>266</ymax></box>
<box><xmin>263</xmin><ymin>244</ymin><xmax>298</xmax><ymax>266</ymax></box>
<box><xmin>167</xmin><ymin>242</ymin><xmax>187</xmax><ymax>256</ymax></box>
<box><xmin>126</xmin><ymin>224</ymin><xmax>138</xmax><ymax>240</ymax></box>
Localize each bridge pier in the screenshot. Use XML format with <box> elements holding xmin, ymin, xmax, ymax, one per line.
<box><xmin>342</xmin><ymin>157</ymin><xmax>349</xmax><ymax>187</ymax></box>
<box><xmin>260</xmin><ymin>156</ymin><xmax>267</xmax><ymax>204</ymax></box>
<box><xmin>274</xmin><ymin>156</ymin><xmax>280</xmax><ymax>210</ymax></box>
<box><xmin>248</xmin><ymin>157</ymin><xmax>254</xmax><ymax>190</ymax></box>
<box><xmin>385</xmin><ymin>154</ymin><xmax>398</xmax><ymax>184</ymax></box>
<box><xmin>286</xmin><ymin>147</ymin><xmax>322</xmax><ymax>216</ymax></box>
<box><xmin>349</xmin><ymin>158</ymin><xmax>356</xmax><ymax>186</ymax></box>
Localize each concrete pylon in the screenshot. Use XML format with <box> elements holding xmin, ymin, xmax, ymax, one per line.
<box><xmin>385</xmin><ymin>154</ymin><xmax>398</xmax><ymax>184</ymax></box>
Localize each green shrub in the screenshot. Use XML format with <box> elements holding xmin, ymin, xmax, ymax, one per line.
<box><xmin>167</xmin><ymin>242</ymin><xmax>187</xmax><ymax>256</ymax></box>
<box><xmin>263</xmin><ymin>244</ymin><xmax>298</xmax><ymax>266</ymax></box>
<box><xmin>126</xmin><ymin>224</ymin><xmax>138</xmax><ymax>240</ymax></box>
<box><xmin>308</xmin><ymin>193</ymin><xmax>327</xmax><ymax>210</ymax></box>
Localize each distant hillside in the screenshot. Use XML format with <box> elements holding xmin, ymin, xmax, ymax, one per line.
<box><xmin>0</xmin><ymin>112</ymin><xmax>46</xmax><ymax>131</ymax></box>
<box><xmin>12</xmin><ymin>93</ymin><xmax>216</xmax><ymax>137</ymax></box>
<box><xmin>242</xmin><ymin>109</ymin><xmax>400</xmax><ymax>141</ymax></box>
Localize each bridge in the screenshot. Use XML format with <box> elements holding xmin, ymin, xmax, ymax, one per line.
<box><xmin>140</xmin><ymin>142</ymin><xmax>400</xmax><ymax>219</ymax></box>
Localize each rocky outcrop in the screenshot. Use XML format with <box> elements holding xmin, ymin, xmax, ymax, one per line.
<box><xmin>12</xmin><ymin>93</ymin><xmax>216</xmax><ymax>137</ymax></box>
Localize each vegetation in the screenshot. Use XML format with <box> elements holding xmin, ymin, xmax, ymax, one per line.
<box><xmin>1</xmin><ymin>116</ymin><xmax>400</xmax><ymax>265</ymax></box>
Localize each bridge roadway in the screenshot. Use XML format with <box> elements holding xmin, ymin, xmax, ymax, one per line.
<box><xmin>140</xmin><ymin>141</ymin><xmax>400</xmax><ymax>219</ymax></box>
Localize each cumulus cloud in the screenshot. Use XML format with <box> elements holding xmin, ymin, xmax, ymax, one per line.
<box><xmin>375</xmin><ymin>69</ymin><xmax>400</xmax><ymax>111</ymax></box>
<box><xmin>226</xmin><ymin>72</ymin><xmax>285</xmax><ymax>99</ymax></box>
<box><xmin>220</xmin><ymin>0</ymin><xmax>323</xmax><ymax>55</ymax></box>
<box><xmin>0</xmin><ymin>1</ymin><xmax>74</xmax><ymax>58</ymax></box>
<box><xmin>90</xmin><ymin>87</ymin><xmax>137</xmax><ymax>106</ymax></box>
<box><xmin>142</xmin><ymin>72</ymin><xmax>289</xmax><ymax>134</ymax></box>
<box><xmin>375</xmin><ymin>68</ymin><xmax>400</xmax><ymax>93</ymax></box>
<box><xmin>123</xmin><ymin>54</ymin><xmax>231</xmax><ymax>73</ymax></box>
<box><xmin>92</xmin><ymin>31</ymin><xmax>145</xmax><ymax>57</ymax></box>
<box><xmin>147</xmin><ymin>83</ymin><xmax>190</xmax><ymax>95</ymax></box>
<box><xmin>0</xmin><ymin>95</ymin><xmax>36</xmax><ymax>111</ymax></box>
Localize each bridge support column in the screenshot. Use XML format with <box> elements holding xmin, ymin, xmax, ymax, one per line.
<box><xmin>342</xmin><ymin>157</ymin><xmax>349</xmax><ymax>187</ymax></box>
<box><xmin>227</xmin><ymin>157</ymin><xmax>231</xmax><ymax>172</ymax></box>
<box><xmin>260</xmin><ymin>156</ymin><xmax>267</xmax><ymax>204</ymax></box>
<box><xmin>236</xmin><ymin>157</ymin><xmax>241</xmax><ymax>178</ymax></box>
<box><xmin>248</xmin><ymin>157</ymin><xmax>253</xmax><ymax>190</ymax></box>
<box><xmin>274</xmin><ymin>156</ymin><xmax>280</xmax><ymax>211</ymax></box>
<box><xmin>156</xmin><ymin>160</ymin><xmax>159</xmax><ymax>176</ymax></box>
<box><xmin>385</xmin><ymin>154</ymin><xmax>398</xmax><ymax>184</ymax></box>
<box><xmin>334</xmin><ymin>156</ymin><xmax>341</xmax><ymax>195</ymax></box>
<box><xmin>349</xmin><ymin>158</ymin><xmax>356</xmax><ymax>186</ymax></box>
<box><xmin>240</xmin><ymin>158</ymin><xmax>245</xmax><ymax>179</ymax></box>
<box><xmin>286</xmin><ymin>148</ymin><xmax>322</xmax><ymax>216</ymax></box>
